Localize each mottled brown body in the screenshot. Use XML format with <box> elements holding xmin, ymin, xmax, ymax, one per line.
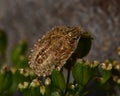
<box><xmin>29</xmin><ymin>26</ymin><xmax>82</xmax><ymax>76</ymax></box>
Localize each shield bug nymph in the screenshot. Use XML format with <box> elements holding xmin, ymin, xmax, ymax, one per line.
<box><xmin>29</xmin><ymin>26</ymin><xmax>82</xmax><ymax>77</ymax></box>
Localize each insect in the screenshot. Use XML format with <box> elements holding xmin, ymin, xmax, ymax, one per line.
<box><xmin>28</xmin><ymin>26</ymin><xmax>82</xmax><ymax>77</ymax></box>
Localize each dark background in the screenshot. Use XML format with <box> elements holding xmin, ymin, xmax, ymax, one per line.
<box><xmin>0</xmin><ymin>0</ymin><xmax>120</xmax><ymax>64</ymax></box>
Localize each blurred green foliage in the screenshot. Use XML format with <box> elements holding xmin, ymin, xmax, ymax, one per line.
<box><xmin>0</xmin><ymin>29</ymin><xmax>7</xmax><ymax>65</ymax></box>
<box><xmin>11</xmin><ymin>41</ymin><xmax>28</xmax><ymax>68</ymax></box>
<box><xmin>0</xmin><ymin>29</ymin><xmax>7</xmax><ymax>55</ymax></box>
<box><xmin>0</xmin><ymin>29</ymin><xmax>120</xmax><ymax>96</ymax></box>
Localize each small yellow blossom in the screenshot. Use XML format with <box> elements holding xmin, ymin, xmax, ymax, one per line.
<box><xmin>45</xmin><ymin>78</ymin><xmax>51</xmax><ymax>85</ymax></box>
<box><xmin>40</xmin><ymin>85</ymin><xmax>45</xmax><ymax>95</ymax></box>
<box><xmin>30</xmin><ymin>79</ymin><xmax>40</xmax><ymax>87</ymax></box>
<box><xmin>18</xmin><ymin>82</ymin><xmax>29</xmax><ymax>89</ymax></box>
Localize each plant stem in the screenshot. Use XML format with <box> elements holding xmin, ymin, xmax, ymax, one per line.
<box><xmin>0</xmin><ymin>53</ymin><xmax>6</xmax><ymax>67</ymax></box>
<box><xmin>64</xmin><ymin>67</ymin><xmax>71</xmax><ymax>95</ymax></box>
<box><xmin>66</xmin><ymin>67</ymin><xmax>71</xmax><ymax>86</ymax></box>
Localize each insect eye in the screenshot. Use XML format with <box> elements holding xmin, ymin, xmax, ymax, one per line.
<box><xmin>73</xmin><ymin>36</ymin><xmax>79</xmax><ymax>40</ymax></box>
<box><xmin>73</xmin><ymin>37</ymin><xmax>77</xmax><ymax>40</ymax></box>
<box><xmin>67</xmin><ymin>26</ymin><xmax>70</xmax><ymax>28</ymax></box>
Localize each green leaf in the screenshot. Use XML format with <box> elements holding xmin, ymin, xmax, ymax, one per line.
<box><xmin>11</xmin><ymin>41</ymin><xmax>28</xmax><ymax>68</ymax></box>
<box><xmin>20</xmin><ymin>86</ymin><xmax>41</xmax><ymax>96</ymax></box>
<box><xmin>20</xmin><ymin>88</ymin><xmax>30</xmax><ymax>96</ymax></box>
<box><xmin>8</xmin><ymin>70</ymin><xmax>28</xmax><ymax>93</ymax></box>
<box><xmin>8</xmin><ymin>72</ymin><xmax>20</xmax><ymax>93</ymax></box>
<box><xmin>100</xmin><ymin>69</ymin><xmax>111</xmax><ymax>84</ymax></box>
<box><xmin>74</xmin><ymin>32</ymin><xmax>92</xmax><ymax>58</ymax></box>
<box><xmin>43</xmin><ymin>85</ymin><xmax>52</xmax><ymax>96</ymax></box>
<box><xmin>51</xmin><ymin>69</ymin><xmax>66</xmax><ymax>92</ymax></box>
<box><xmin>0</xmin><ymin>29</ymin><xmax>7</xmax><ymax>55</ymax></box>
<box><xmin>72</xmin><ymin>61</ymin><xmax>92</xmax><ymax>86</ymax></box>
<box><xmin>72</xmin><ymin>62</ymin><xmax>83</xmax><ymax>86</ymax></box>
<box><xmin>16</xmin><ymin>55</ymin><xmax>28</xmax><ymax>68</ymax></box>
<box><xmin>28</xmin><ymin>87</ymin><xmax>40</xmax><ymax>96</ymax></box>
<box><xmin>51</xmin><ymin>92</ymin><xmax>61</xmax><ymax>96</ymax></box>
<box><xmin>0</xmin><ymin>71</ymin><xmax>12</xmax><ymax>94</ymax></box>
